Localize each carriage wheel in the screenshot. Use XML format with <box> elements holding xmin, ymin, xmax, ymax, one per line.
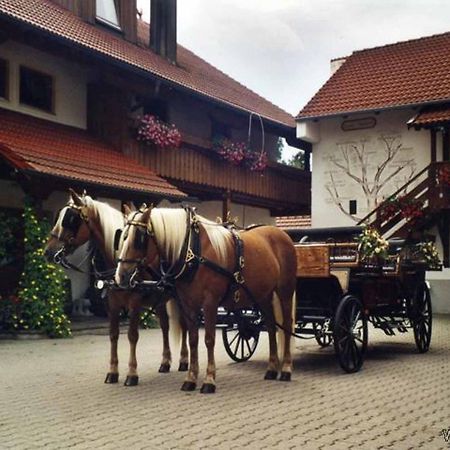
<box><xmin>411</xmin><ymin>282</ymin><xmax>432</xmax><ymax>353</ymax></box>
<box><xmin>333</xmin><ymin>295</ymin><xmax>368</xmax><ymax>373</ymax></box>
<box><xmin>313</xmin><ymin>322</ymin><xmax>332</xmax><ymax>347</ymax></box>
<box><xmin>222</xmin><ymin>310</ymin><xmax>261</xmax><ymax>362</ymax></box>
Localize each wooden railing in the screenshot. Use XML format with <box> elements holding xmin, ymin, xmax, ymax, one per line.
<box><xmin>125</xmin><ymin>137</ymin><xmax>311</xmax><ymax>213</ymax></box>
<box><xmin>358</xmin><ymin>161</ymin><xmax>450</xmax><ymax>238</ymax></box>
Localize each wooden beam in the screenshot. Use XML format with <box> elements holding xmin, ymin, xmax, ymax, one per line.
<box><xmin>222</xmin><ymin>190</ymin><xmax>231</xmax><ymax>223</ymax></box>
<box><xmin>431</xmin><ymin>129</ymin><xmax>436</xmax><ymax>162</ymax></box>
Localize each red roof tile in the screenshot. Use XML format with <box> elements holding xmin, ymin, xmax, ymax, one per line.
<box><xmin>298</xmin><ymin>32</ymin><xmax>450</xmax><ymax>119</ymax></box>
<box><xmin>408</xmin><ymin>103</ymin><xmax>450</xmax><ymax>127</ymax></box>
<box><xmin>276</xmin><ymin>215</ymin><xmax>311</xmax><ymax>230</ymax></box>
<box><xmin>0</xmin><ymin>0</ymin><xmax>294</xmax><ymax>128</ymax></box>
<box><xmin>0</xmin><ymin>108</ymin><xmax>186</xmax><ymax>198</ymax></box>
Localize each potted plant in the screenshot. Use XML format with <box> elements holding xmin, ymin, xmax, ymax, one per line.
<box><xmin>136</xmin><ymin>114</ymin><xmax>182</xmax><ymax>149</ymax></box>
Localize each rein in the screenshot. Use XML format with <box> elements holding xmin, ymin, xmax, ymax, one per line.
<box><xmin>127</xmin><ymin>206</ymin><xmax>256</xmax><ymax>305</ymax></box>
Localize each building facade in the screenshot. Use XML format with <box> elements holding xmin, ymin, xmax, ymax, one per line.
<box><xmin>0</xmin><ymin>0</ymin><xmax>311</xmax><ymax>314</ymax></box>
<box><xmin>296</xmin><ymin>32</ymin><xmax>450</xmax><ymax>313</ymax></box>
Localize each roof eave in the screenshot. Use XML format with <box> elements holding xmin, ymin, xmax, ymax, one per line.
<box><xmin>0</xmin><ymin>12</ymin><xmax>296</xmax><ymax>134</ymax></box>
<box><xmin>296</xmin><ymin>99</ymin><xmax>450</xmax><ymax>122</ymax></box>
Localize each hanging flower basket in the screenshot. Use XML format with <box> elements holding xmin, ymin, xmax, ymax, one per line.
<box><xmin>212</xmin><ymin>113</ymin><xmax>269</xmax><ymax>172</ymax></box>
<box><xmin>244</xmin><ymin>150</ymin><xmax>268</xmax><ymax>172</ymax></box>
<box><xmin>136</xmin><ymin>114</ymin><xmax>182</xmax><ymax>149</ymax></box>
<box><xmin>213</xmin><ymin>138</ymin><xmax>246</xmax><ymax>165</ymax></box>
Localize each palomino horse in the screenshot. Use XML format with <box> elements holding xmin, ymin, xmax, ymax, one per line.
<box><xmin>44</xmin><ymin>190</ymin><xmax>188</xmax><ymax>385</ymax></box>
<box><xmin>115</xmin><ymin>206</ymin><xmax>297</xmax><ymax>393</ymax></box>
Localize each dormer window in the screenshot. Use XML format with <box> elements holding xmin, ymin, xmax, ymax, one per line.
<box><xmin>96</xmin><ymin>0</ymin><xmax>121</xmax><ymax>30</ymax></box>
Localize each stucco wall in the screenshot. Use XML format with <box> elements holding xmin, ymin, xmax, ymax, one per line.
<box><xmin>0</xmin><ymin>41</ymin><xmax>90</xmax><ymax>129</ymax></box>
<box><xmin>307</xmin><ymin>109</ymin><xmax>430</xmax><ymax>227</ymax></box>
<box><xmin>158</xmin><ymin>198</ymin><xmax>275</xmax><ymax>227</ymax></box>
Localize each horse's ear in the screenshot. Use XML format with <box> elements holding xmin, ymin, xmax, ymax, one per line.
<box><xmin>69</xmin><ymin>188</ymin><xmax>84</xmax><ymax>207</ymax></box>
<box><xmin>141</xmin><ymin>206</ymin><xmax>152</xmax><ymax>223</ymax></box>
<box><xmin>123</xmin><ymin>203</ymin><xmax>132</xmax><ymax>217</ymax></box>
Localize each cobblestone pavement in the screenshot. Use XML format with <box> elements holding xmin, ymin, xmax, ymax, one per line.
<box><xmin>0</xmin><ymin>315</ymin><xmax>449</xmax><ymax>450</ymax></box>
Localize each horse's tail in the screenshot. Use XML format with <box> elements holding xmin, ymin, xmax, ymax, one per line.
<box><xmin>273</xmin><ymin>291</ymin><xmax>296</xmax><ymax>359</ymax></box>
<box><xmin>166</xmin><ymin>298</ymin><xmax>182</xmax><ymax>350</ymax></box>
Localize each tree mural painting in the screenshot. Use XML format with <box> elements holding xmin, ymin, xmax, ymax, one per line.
<box><xmin>325</xmin><ymin>134</ymin><xmax>416</xmax><ymax>221</ymax></box>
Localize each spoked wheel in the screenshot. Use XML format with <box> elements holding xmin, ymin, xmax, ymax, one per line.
<box><xmin>313</xmin><ymin>322</ymin><xmax>333</xmax><ymax>347</ymax></box>
<box><xmin>411</xmin><ymin>282</ymin><xmax>432</xmax><ymax>353</ymax></box>
<box><xmin>222</xmin><ymin>310</ymin><xmax>262</xmax><ymax>362</ymax></box>
<box><xmin>333</xmin><ymin>295</ymin><xmax>368</xmax><ymax>373</ymax></box>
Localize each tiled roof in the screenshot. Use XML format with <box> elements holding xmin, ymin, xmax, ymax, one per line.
<box><xmin>298</xmin><ymin>32</ymin><xmax>450</xmax><ymax>120</ymax></box>
<box><xmin>276</xmin><ymin>215</ymin><xmax>311</xmax><ymax>230</ymax></box>
<box><xmin>0</xmin><ymin>0</ymin><xmax>294</xmax><ymax>128</ymax></box>
<box><xmin>408</xmin><ymin>103</ymin><xmax>450</xmax><ymax>127</ymax></box>
<box><xmin>0</xmin><ymin>108</ymin><xmax>186</xmax><ymax>198</ymax></box>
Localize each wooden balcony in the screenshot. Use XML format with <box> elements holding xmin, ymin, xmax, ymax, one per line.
<box><xmin>125</xmin><ymin>135</ymin><xmax>311</xmax><ymax>215</ymax></box>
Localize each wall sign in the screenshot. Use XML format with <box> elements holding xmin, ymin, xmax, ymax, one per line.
<box><xmin>341</xmin><ymin>117</ymin><xmax>377</xmax><ymax>131</ymax></box>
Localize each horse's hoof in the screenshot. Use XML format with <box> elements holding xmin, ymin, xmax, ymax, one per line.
<box><xmin>264</xmin><ymin>370</ymin><xmax>278</xmax><ymax>380</ymax></box>
<box><xmin>178</xmin><ymin>362</ymin><xmax>189</xmax><ymax>372</ymax></box>
<box><xmin>104</xmin><ymin>372</ymin><xmax>119</xmax><ymax>384</ymax></box>
<box><xmin>181</xmin><ymin>381</ymin><xmax>196</xmax><ymax>391</ymax></box>
<box><xmin>279</xmin><ymin>371</ymin><xmax>291</xmax><ymax>382</ymax></box>
<box><xmin>200</xmin><ymin>383</ymin><xmax>216</xmax><ymax>394</ymax></box>
<box><xmin>158</xmin><ymin>363</ymin><xmax>170</xmax><ymax>373</ymax></box>
<box><xmin>124</xmin><ymin>375</ymin><xmax>139</xmax><ymax>386</ymax></box>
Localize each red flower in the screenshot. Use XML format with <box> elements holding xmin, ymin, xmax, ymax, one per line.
<box><xmin>136</xmin><ymin>115</ymin><xmax>182</xmax><ymax>149</ymax></box>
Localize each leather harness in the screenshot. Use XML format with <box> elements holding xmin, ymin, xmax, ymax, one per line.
<box><xmin>121</xmin><ymin>206</ymin><xmax>255</xmax><ymax>305</ymax></box>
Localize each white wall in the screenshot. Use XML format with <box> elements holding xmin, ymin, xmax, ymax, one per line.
<box><xmin>158</xmin><ymin>198</ymin><xmax>275</xmax><ymax>227</ymax></box>
<box><xmin>0</xmin><ymin>40</ymin><xmax>90</xmax><ymax>129</ymax></box>
<box><xmin>308</xmin><ymin>109</ymin><xmax>430</xmax><ymax>227</ymax></box>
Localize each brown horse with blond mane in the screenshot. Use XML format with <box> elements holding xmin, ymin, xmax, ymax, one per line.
<box><xmin>115</xmin><ymin>205</ymin><xmax>297</xmax><ymax>393</ymax></box>
<box><xmin>44</xmin><ymin>190</ymin><xmax>188</xmax><ymax>386</ymax></box>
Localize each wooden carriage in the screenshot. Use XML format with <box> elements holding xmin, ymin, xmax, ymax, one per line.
<box><xmin>220</xmin><ymin>227</ymin><xmax>436</xmax><ymax>373</ymax></box>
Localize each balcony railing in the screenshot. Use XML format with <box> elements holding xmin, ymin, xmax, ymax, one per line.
<box><xmin>125</xmin><ymin>135</ymin><xmax>311</xmax><ymax>214</ymax></box>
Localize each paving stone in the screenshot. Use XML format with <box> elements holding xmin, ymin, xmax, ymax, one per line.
<box><xmin>0</xmin><ymin>316</ymin><xmax>449</xmax><ymax>449</ymax></box>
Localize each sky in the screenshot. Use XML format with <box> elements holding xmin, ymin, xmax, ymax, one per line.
<box><xmin>137</xmin><ymin>0</ymin><xmax>450</xmax><ymax>118</ymax></box>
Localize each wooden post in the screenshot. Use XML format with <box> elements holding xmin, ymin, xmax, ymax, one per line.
<box><xmin>438</xmin><ymin>212</ymin><xmax>450</xmax><ymax>268</ymax></box>
<box><xmin>222</xmin><ymin>189</ymin><xmax>231</xmax><ymax>223</ymax></box>
<box><xmin>443</xmin><ymin>127</ymin><xmax>450</xmax><ymax>161</ymax></box>
<box><xmin>430</xmin><ymin>129</ymin><xmax>437</xmax><ymax>162</ymax></box>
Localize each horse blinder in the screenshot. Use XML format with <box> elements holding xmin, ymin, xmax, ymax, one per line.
<box><xmin>61</xmin><ymin>208</ymin><xmax>83</xmax><ymax>233</ymax></box>
<box><xmin>134</xmin><ymin>227</ymin><xmax>149</xmax><ymax>251</ymax></box>
<box><xmin>113</xmin><ymin>229</ymin><xmax>122</xmax><ymax>252</ymax></box>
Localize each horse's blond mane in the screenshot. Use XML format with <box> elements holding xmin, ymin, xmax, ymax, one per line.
<box><xmin>150</xmin><ymin>208</ymin><xmax>231</xmax><ymax>265</ymax></box>
<box><xmin>86</xmin><ymin>197</ymin><xmax>124</xmax><ymax>259</ymax></box>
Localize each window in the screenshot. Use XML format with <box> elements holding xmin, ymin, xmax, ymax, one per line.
<box><xmin>0</xmin><ymin>58</ymin><xmax>8</xmax><ymax>100</ymax></box>
<box><xmin>19</xmin><ymin>66</ymin><xmax>53</xmax><ymax>113</ymax></box>
<box><xmin>96</xmin><ymin>0</ymin><xmax>121</xmax><ymax>29</ymax></box>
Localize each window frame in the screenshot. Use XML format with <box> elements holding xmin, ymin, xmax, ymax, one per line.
<box><xmin>95</xmin><ymin>0</ymin><xmax>122</xmax><ymax>31</ymax></box>
<box><xmin>19</xmin><ymin>65</ymin><xmax>55</xmax><ymax>114</ymax></box>
<box><xmin>0</xmin><ymin>58</ymin><xmax>9</xmax><ymax>101</ymax></box>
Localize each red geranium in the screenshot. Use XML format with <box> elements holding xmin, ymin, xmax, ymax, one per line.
<box><xmin>136</xmin><ymin>114</ymin><xmax>182</xmax><ymax>149</ymax></box>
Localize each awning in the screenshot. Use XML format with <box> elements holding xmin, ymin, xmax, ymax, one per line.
<box><xmin>407</xmin><ymin>103</ymin><xmax>450</xmax><ymax>129</ymax></box>
<box><xmin>0</xmin><ymin>108</ymin><xmax>186</xmax><ymax>199</ymax></box>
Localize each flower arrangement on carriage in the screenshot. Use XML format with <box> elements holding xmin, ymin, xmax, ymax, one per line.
<box><xmin>136</xmin><ymin>114</ymin><xmax>182</xmax><ymax>149</ymax></box>
<box><xmin>407</xmin><ymin>241</ymin><xmax>441</xmax><ymax>270</ymax></box>
<box><xmin>356</xmin><ymin>226</ymin><xmax>389</xmax><ymax>265</ymax></box>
